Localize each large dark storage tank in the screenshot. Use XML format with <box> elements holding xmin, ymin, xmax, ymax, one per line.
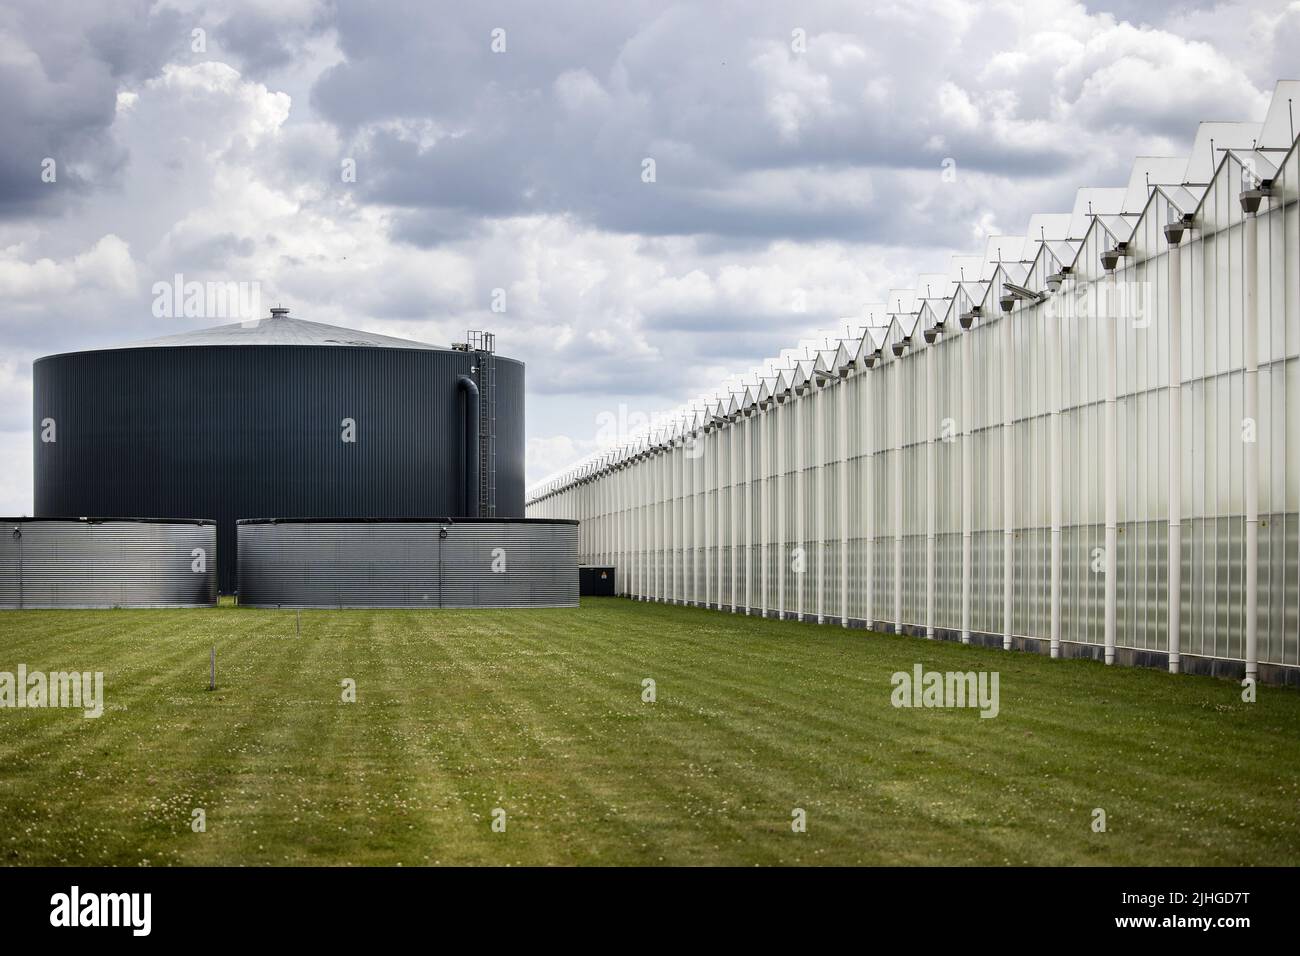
<box><xmin>33</xmin><ymin>311</ymin><xmax>524</xmax><ymax>593</ymax></box>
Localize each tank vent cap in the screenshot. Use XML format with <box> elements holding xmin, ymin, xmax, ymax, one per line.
<box><xmin>270</xmin><ymin>306</ymin><xmax>290</xmax><ymax>318</ymax></box>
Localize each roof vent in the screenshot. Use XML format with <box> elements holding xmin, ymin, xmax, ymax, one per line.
<box><xmin>269</xmin><ymin>306</ymin><xmax>290</xmax><ymax>319</ymax></box>
<box><xmin>1239</xmin><ymin>184</ymin><xmax>1275</xmax><ymax>215</ymax></box>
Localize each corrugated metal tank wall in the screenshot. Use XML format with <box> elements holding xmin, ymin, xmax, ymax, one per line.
<box><xmin>236</xmin><ymin>519</ymin><xmax>577</xmax><ymax>608</ymax></box>
<box><xmin>33</xmin><ymin>345</ymin><xmax>526</xmax><ymax>593</ymax></box>
<box><xmin>0</xmin><ymin>519</ymin><xmax>217</xmax><ymax>608</ymax></box>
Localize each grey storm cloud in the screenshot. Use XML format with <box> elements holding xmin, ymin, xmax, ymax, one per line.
<box><xmin>0</xmin><ymin>0</ymin><xmax>185</xmax><ymax>216</ymax></box>
<box><xmin>310</xmin><ymin>1</ymin><xmax>1094</xmax><ymax>244</ymax></box>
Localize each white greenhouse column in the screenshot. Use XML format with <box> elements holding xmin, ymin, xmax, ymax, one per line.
<box><xmin>634</xmin><ymin>467</ymin><xmax>640</xmax><ymax>594</ymax></box>
<box><xmin>777</xmin><ymin>399</ymin><xmax>787</xmax><ymax>620</ymax></box>
<box><xmin>695</xmin><ymin>439</ymin><xmax>703</xmax><ymax>606</ymax></box>
<box><xmin>627</xmin><ymin>466</ymin><xmax>633</xmax><ymax>595</ymax></box>
<box><xmin>816</xmin><ymin>385</ymin><xmax>826</xmax><ymax>625</ymax></box>
<box><xmin>612</xmin><ymin>467</ymin><xmax>619</xmax><ymax>591</ymax></box>
<box><xmin>796</xmin><ymin>393</ymin><xmax>806</xmax><ymax>622</ymax></box>
<box><xmin>760</xmin><ymin>405</ymin><xmax>770</xmax><ymax>617</ymax></box>
<box><xmin>675</xmin><ymin>447</ymin><xmax>682</xmax><ymax>603</ymax></box>
<box><xmin>681</xmin><ymin>442</ymin><xmax>691</xmax><ymax>600</ymax></box>
<box><xmin>645</xmin><ymin>457</ymin><xmax>653</xmax><ymax>599</ymax></box>
<box><xmin>865</xmin><ymin>373</ymin><xmax>875</xmax><ymax>628</ymax></box>
<box><xmin>893</xmin><ymin>361</ymin><xmax>903</xmax><ymax>635</ymax></box>
<box><xmin>651</xmin><ymin>457</ymin><xmax>657</xmax><ymax>599</ymax></box>
<box><xmin>680</xmin><ymin>439</ymin><xmax>688</xmax><ymax>605</ymax></box>
<box><xmin>660</xmin><ymin>449</ymin><xmax>668</xmax><ymax>602</ymax></box>
<box><xmin>648</xmin><ymin>458</ymin><xmax>655</xmax><ymax>599</ymax></box>
<box><xmin>1049</xmin><ymin>286</ymin><xmax>1063</xmax><ymax>658</ymax></box>
<box><xmin>961</xmin><ymin>329</ymin><xmax>973</xmax><ymax>644</ymax></box>
<box><xmin>717</xmin><ymin>422</ymin><xmax>725</xmax><ymax>610</ymax></box>
<box><xmin>662</xmin><ymin>450</ymin><xmax>670</xmax><ymax>602</ymax></box>
<box><xmin>1244</xmin><ymin>203</ymin><xmax>1260</xmax><ymax>684</ymax></box>
<box><xmin>700</xmin><ymin>431</ymin><xmax>707</xmax><ymax>605</ymax></box>
<box><xmin>623</xmin><ymin>471</ymin><xmax>629</xmax><ymax>596</ymax></box>
<box><xmin>1166</xmin><ymin>226</ymin><xmax>1184</xmax><ymax>672</ymax></box>
<box><xmin>613</xmin><ymin>467</ymin><xmax>620</xmax><ymax>591</ymax></box>
<box><xmin>637</xmin><ymin>462</ymin><xmax>645</xmax><ymax>599</ymax></box>
<box><xmin>704</xmin><ymin>428</ymin><xmax>712</xmax><ymax>609</ymax></box>
<box><xmin>745</xmin><ymin>410</ymin><xmax>754</xmax><ymax>614</ymax></box>
<box><xmin>653</xmin><ymin>455</ymin><xmax>660</xmax><ymax>600</ymax></box>
<box><xmin>1104</xmin><ymin>266</ymin><xmax>1119</xmax><ymax>666</ymax></box>
<box><xmin>838</xmin><ymin>375</ymin><xmax>849</xmax><ymax>628</ymax></box>
<box><xmin>669</xmin><ymin>447</ymin><xmax>675</xmax><ymax>603</ymax></box>
<box><xmin>729</xmin><ymin>418</ymin><xmax>737</xmax><ymax>611</ymax></box>
<box><xmin>682</xmin><ymin>437</ymin><xmax>690</xmax><ymax>605</ymax></box>
<box><xmin>925</xmin><ymin>342</ymin><xmax>936</xmax><ymax>639</ymax></box>
<box><xmin>643</xmin><ymin>459</ymin><xmax>650</xmax><ymax>599</ymax></box>
<box><xmin>1002</xmin><ymin>310</ymin><xmax>1014</xmax><ymax>652</ymax></box>
<box><xmin>664</xmin><ymin>449</ymin><xmax>670</xmax><ymax>602</ymax></box>
<box><xmin>717</xmin><ymin>421</ymin><xmax>728</xmax><ymax>608</ymax></box>
<box><xmin>667</xmin><ymin>448</ymin><xmax>674</xmax><ymax>603</ymax></box>
<box><xmin>668</xmin><ymin>447</ymin><xmax>676</xmax><ymax>603</ymax></box>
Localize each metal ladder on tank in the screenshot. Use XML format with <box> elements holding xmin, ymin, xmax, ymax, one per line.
<box><xmin>467</xmin><ymin>330</ymin><xmax>497</xmax><ymax>517</ymax></box>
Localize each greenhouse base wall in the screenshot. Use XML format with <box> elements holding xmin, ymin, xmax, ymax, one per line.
<box><xmin>637</xmin><ymin>593</ymin><xmax>1300</xmax><ymax>686</ymax></box>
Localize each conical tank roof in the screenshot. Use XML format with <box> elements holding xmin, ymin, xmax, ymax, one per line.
<box><xmin>115</xmin><ymin>308</ymin><xmax>447</xmax><ymax>351</ymax></box>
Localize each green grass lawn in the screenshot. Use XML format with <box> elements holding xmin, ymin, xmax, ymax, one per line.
<box><xmin>0</xmin><ymin>597</ymin><xmax>1297</xmax><ymax>866</ymax></box>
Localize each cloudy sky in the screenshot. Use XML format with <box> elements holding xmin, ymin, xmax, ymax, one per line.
<box><xmin>0</xmin><ymin>0</ymin><xmax>1294</xmax><ymax>511</ymax></box>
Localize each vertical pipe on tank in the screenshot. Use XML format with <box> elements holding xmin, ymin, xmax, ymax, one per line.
<box><xmin>456</xmin><ymin>376</ymin><xmax>480</xmax><ymax>518</ymax></box>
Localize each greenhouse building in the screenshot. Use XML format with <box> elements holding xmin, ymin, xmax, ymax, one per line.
<box><xmin>527</xmin><ymin>80</ymin><xmax>1300</xmax><ymax>687</ymax></box>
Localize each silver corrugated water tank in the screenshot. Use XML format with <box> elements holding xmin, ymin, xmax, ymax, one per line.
<box><xmin>237</xmin><ymin>519</ymin><xmax>578</xmax><ymax>608</ymax></box>
<box><xmin>0</xmin><ymin>518</ymin><xmax>218</xmax><ymax>608</ymax></box>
